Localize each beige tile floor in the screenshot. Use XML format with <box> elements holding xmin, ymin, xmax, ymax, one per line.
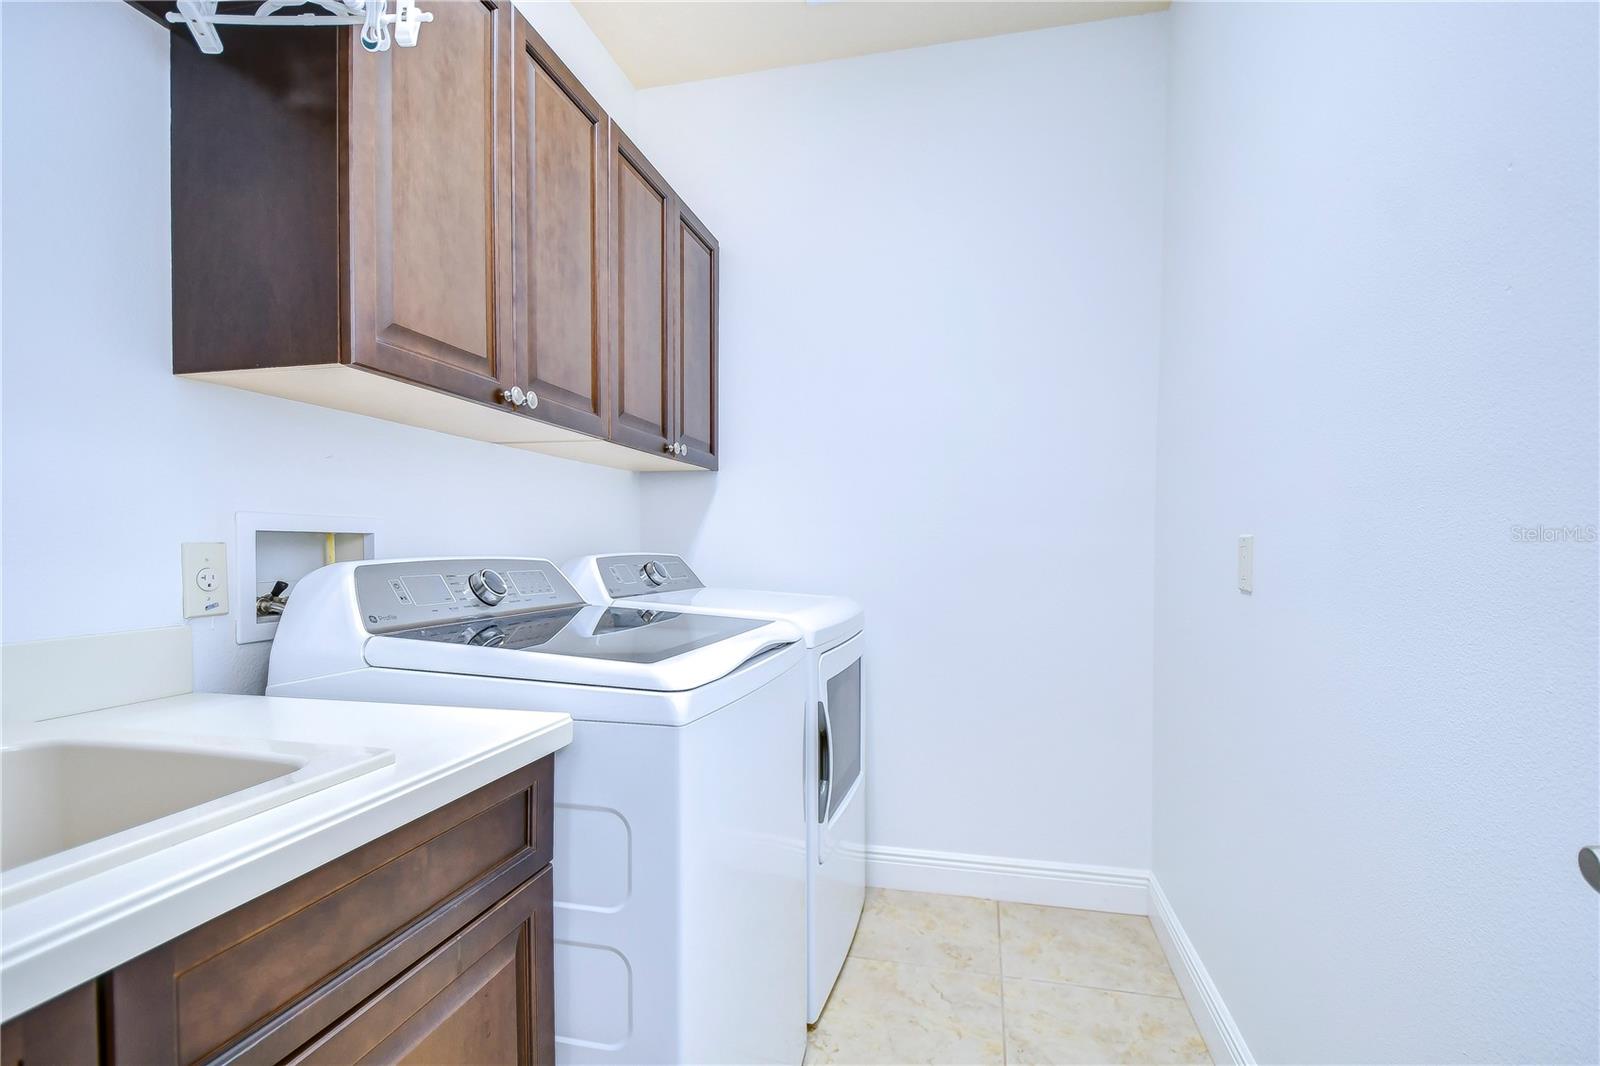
<box><xmin>805</xmin><ymin>889</ymin><xmax>1212</xmax><ymax>1066</ymax></box>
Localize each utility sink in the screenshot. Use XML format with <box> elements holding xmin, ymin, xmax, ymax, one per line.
<box><xmin>1</xmin><ymin>736</ymin><xmax>393</xmax><ymax>904</ymax></box>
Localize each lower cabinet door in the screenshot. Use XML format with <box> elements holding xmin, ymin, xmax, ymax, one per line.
<box><xmin>288</xmin><ymin>868</ymin><xmax>553</xmax><ymax>1066</ymax></box>
<box><xmin>0</xmin><ymin>982</ymin><xmax>99</xmax><ymax>1066</ymax></box>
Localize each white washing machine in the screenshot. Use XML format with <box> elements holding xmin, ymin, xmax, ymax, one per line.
<box><xmin>266</xmin><ymin>557</ymin><xmax>809</xmax><ymax>1065</ymax></box>
<box><xmin>566</xmin><ymin>553</ymin><xmax>866</xmax><ymax>1023</ymax></box>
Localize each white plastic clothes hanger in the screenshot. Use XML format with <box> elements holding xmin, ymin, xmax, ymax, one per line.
<box><xmin>166</xmin><ymin>0</ymin><xmax>432</xmax><ymax>56</ymax></box>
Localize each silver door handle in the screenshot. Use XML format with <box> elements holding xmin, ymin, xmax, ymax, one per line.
<box><xmin>818</xmin><ymin>700</ymin><xmax>833</xmax><ymax>824</ymax></box>
<box><xmin>1581</xmin><ymin>847</ymin><xmax>1600</xmax><ymax>894</ymax></box>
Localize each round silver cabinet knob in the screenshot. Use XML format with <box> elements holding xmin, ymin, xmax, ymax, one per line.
<box><xmin>662</xmin><ymin>441</ymin><xmax>676</xmax><ymax>454</ymax></box>
<box><xmin>642</xmin><ymin>560</ymin><xmax>669</xmax><ymax>586</ymax></box>
<box><xmin>523</xmin><ymin>390</ymin><xmax>539</xmax><ymax>411</ymax></box>
<box><xmin>498</xmin><ymin>386</ymin><xmax>526</xmax><ymax>408</ymax></box>
<box><xmin>468</xmin><ymin>568</ymin><xmax>508</xmax><ymax>606</ymax></box>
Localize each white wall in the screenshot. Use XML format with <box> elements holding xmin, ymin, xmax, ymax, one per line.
<box><xmin>633</xmin><ymin>16</ymin><xmax>1170</xmax><ymax>874</ymax></box>
<box><xmin>8</xmin><ymin>4</ymin><xmax>1596</xmax><ymax>1056</ymax></box>
<box><xmin>513</xmin><ymin>0</ymin><xmax>639</xmax><ymax>130</ymax></box>
<box><xmin>1152</xmin><ymin>3</ymin><xmax>1599</xmax><ymax>1062</ymax></box>
<box><xmin>0</xmin><ymin>0</ymin><xmax>645</xmax><ymax>695</ymax></box>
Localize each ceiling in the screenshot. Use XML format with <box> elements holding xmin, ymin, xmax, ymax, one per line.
<box><xmin>572</xmin><ymin>1</ymin><xmax>1169</xmax><ymax>88</ymax></box>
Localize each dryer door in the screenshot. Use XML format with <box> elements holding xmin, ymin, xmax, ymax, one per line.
<box><xmin>817</xmin><ymin>633</ymin><xmax>865</xmax><ymax>850</ymax></box>
<box><xmin>811</xmin><ymin>631</ymin><xmax>867</xmax><ymax>1021</ymax></box>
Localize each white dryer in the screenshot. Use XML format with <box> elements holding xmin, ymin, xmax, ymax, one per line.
<box><xmin>566</xmin><ymin>554</ymin><xmax>866</xmax><ymax>1023</ymax></box>
<box><xmin>266</xmin><ymin>557</ymin><xmax>809</xmax><ymax>1065</ymax></box>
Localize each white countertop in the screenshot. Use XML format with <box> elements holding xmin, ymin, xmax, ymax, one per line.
<box><xmin>0</xmin><ymin>691</ymin><xmax>571</xmax><ymax>1022</ymax></box>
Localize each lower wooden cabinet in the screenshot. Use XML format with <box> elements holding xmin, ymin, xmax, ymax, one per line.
<box><xmin>285</xmin><ymin>871</ymin><xmax>551</xmax><ymax>1066</ymax></box>
<box><xmin>0</xmin><ymin>983</ymin><xmax>98</xmax><ymax>1066</ymax></box>
<box><xmin>1</xmin><ymin>759</ymin><xmax>554</xmax><ymax>1066</ymax></box>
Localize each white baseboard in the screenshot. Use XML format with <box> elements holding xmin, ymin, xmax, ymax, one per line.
<box><xmin>1148</xmin><ymin>876</ymin><xmax>1254</xmax><ymax>1066</ymax></box>
<box><xmin>864</xmin><ymin>844</ymin><xmax>1150</xmax><ymax>915</ymax></box>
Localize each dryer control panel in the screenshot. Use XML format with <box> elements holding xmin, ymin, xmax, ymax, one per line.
<box><xmin>595</xmin><ymin>554</ymin><xmax>705</xmax><ymax>598</ymax></box>
<box><xmin>354</xmin><ymin>558</ymin><xmax>583</xmax><ymax>633</ymax></box>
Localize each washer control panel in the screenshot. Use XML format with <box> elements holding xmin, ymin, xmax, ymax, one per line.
<box><xmin>354</xmin><ymin>558</ymin><xmax>582</xmax><ymax>633</ymax></box>
<box><xmin>596</xmin><ymin>554</ymin><xmax>704</xmax><ymax>598</ymax></box>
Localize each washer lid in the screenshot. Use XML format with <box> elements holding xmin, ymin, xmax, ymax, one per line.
<box><xmin>611</xmin><ymin>588</ymin><xmax>863</xmax><ymax>649</ymax></box>
<box><xmin>563</xmin><ymin>555</ymin><xmax>863</xmax><ymax>649</ymax></box>
<box><xmin>362</xmin><ymin>605</ymin><xmax>802</xmax><ymax>692</ymax></box>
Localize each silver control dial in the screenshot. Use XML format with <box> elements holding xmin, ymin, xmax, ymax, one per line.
<box><xmin>468</xmin><ymin>624</ymin><xmax>506</xmax><ymax>648</ymax></box>
<box><xmin>641</xmin><ymin>560</ymin><xmax>669</xmax><ymax>586</ymax></box>
<box><xmin>468</xmin><ymin>568</ymin><xmax>508</xmax><ymax>605</ymax></box>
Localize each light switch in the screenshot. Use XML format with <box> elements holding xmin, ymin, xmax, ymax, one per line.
<box><xmin>182</xmin><ymin>542</ymin><xmax>229</xmax><ymax>618</ymax></box>
<box><xmin>1238</xmin><ymin>534</ymin><xmax>1254</xmax><ymax>594</ymax></box>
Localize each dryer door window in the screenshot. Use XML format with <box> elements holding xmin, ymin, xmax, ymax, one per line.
<box><xmin>820</xmin><ymin>649</ymin><xmax>863</xmax><ymax>824</ymax></box>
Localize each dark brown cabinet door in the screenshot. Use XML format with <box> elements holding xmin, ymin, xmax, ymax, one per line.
<box><xmin>513</xmin><ymin>18</ymin><xmax>610</xmax><ymax>437</ymax></box>
<box><xmin>288</xmin><ymin>870</ymin><xmax>553</xmax><ymax>1066</ymax></box>
<box><xmin>347</xmin><ymin>0</ymin><xmax>517</xmax><ymax>408</ymax></box>
<box><xmin>675</xmin><ymin>202</ymin><xmax>719</xmax><ymax>469</ymax></box>
<box><xmin>0</xmin><ymin>982</ymin><xmax>99</xmax><ymax>1066</ymax></box>
<box><xmin>163</xmin><ymin>1</ymin><xmax>722</xmax><ymax>470</ymax></box>
<box><xmin>607</xmin><ymin>125</ymin><xmax>675</xmax><ymax>457</ymax></box>
<box><xmin>101</xmin><ymin>761</ymin><xmax>553</xmax><ymax>1066</ymax></box>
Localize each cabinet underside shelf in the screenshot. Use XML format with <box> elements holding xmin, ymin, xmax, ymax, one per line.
<box><xmin>182</xmin><ymin>366</ymin><xmax>698</xmax><ymax>472</ymax></box>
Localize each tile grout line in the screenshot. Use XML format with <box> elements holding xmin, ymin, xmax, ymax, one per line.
<box><xmin>1002</xmin><ymin>972</ymin><xmax>1187</xmax><ymax>1000</ymax></box>
<box><xmin>845</xmin><ymin>947</ymin><xmax>1004</xmax><ymax>978</ymax></box>
<box><xmin>996</xmin><ymin>899</ymin><xmax>1008</xmax><ymax>1065</ymax></box>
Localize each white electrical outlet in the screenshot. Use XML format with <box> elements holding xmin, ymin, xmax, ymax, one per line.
<box><xmin>182</xmin><ymin>542</ymin><xmax>230</xmax><ymax>618</ymax></box>
<box><xmin>1238</xmin><ymin>534</ymin><xmax>1254</xmax><ymax>594</ymax></box>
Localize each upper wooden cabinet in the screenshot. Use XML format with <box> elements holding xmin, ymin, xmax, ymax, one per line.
<box><xmin>675</xmin><ymin>201</ymin><xmax>720</xmax><ymax>469</ymax></box>
<box><xmin>605</xmin><ymin>125</ymin><xmax>721</xmax><ymax>469</ymax></box>
<box><xmin>158</xmin><ymin>3</ymin><xmax>716</xmax><ymax>470</ymax></box>
<box><xmin>609</xmin><ymin>126</ymin><xmax>675</xmax><ymax>458</ymax></box>
<box><xmin>348</xmin><ymin>0</ymin><xmax>516</xmax><ymax>404</ymax></box>
<box><xmin>513</xmin><ymin>19</ymin><xmax>610</xmax><ymax>439</ymax></box>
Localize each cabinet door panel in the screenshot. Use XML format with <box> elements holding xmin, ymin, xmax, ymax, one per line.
<box><xmin>0</xmin><ymin>982</ymin><xmax>99</xmax><ymax>1066</ymax></box>
<box><xmin>105</xmin><ymin>761</ymin><xmax>553</xmax><ymax>1066</ymax></box>
<box><xmin>290</xmin><ymin>869</ymin><xmax>553</xmax><ymax>1066</ymax></box>
<box><xmin>676</xmin><ymin>204</ymin><xmax>718</xmax><ymax>469</ymax></box>
<box><xmin>608</xmin><ymin>127</ymin><xmax>674</xmax><ymax>456</ymax></box>
<box><xmin>349</xmin><ymin>0</ymin><xmax>516</xmax><ymax>404</ymax></box>
<box><xmin>514</xmin><ymin>19</ymin><xmax>609</xmax><ymax>436</ymax></box>
<box><xmin>390</xmin><ymin>4</ymin><xmax>490</xmax><ymax>359</ymax></box>
<box><xmin>174</xmin><ymin>794</ymin><xmax>532</xmax><ymax>1064</ymax></box>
